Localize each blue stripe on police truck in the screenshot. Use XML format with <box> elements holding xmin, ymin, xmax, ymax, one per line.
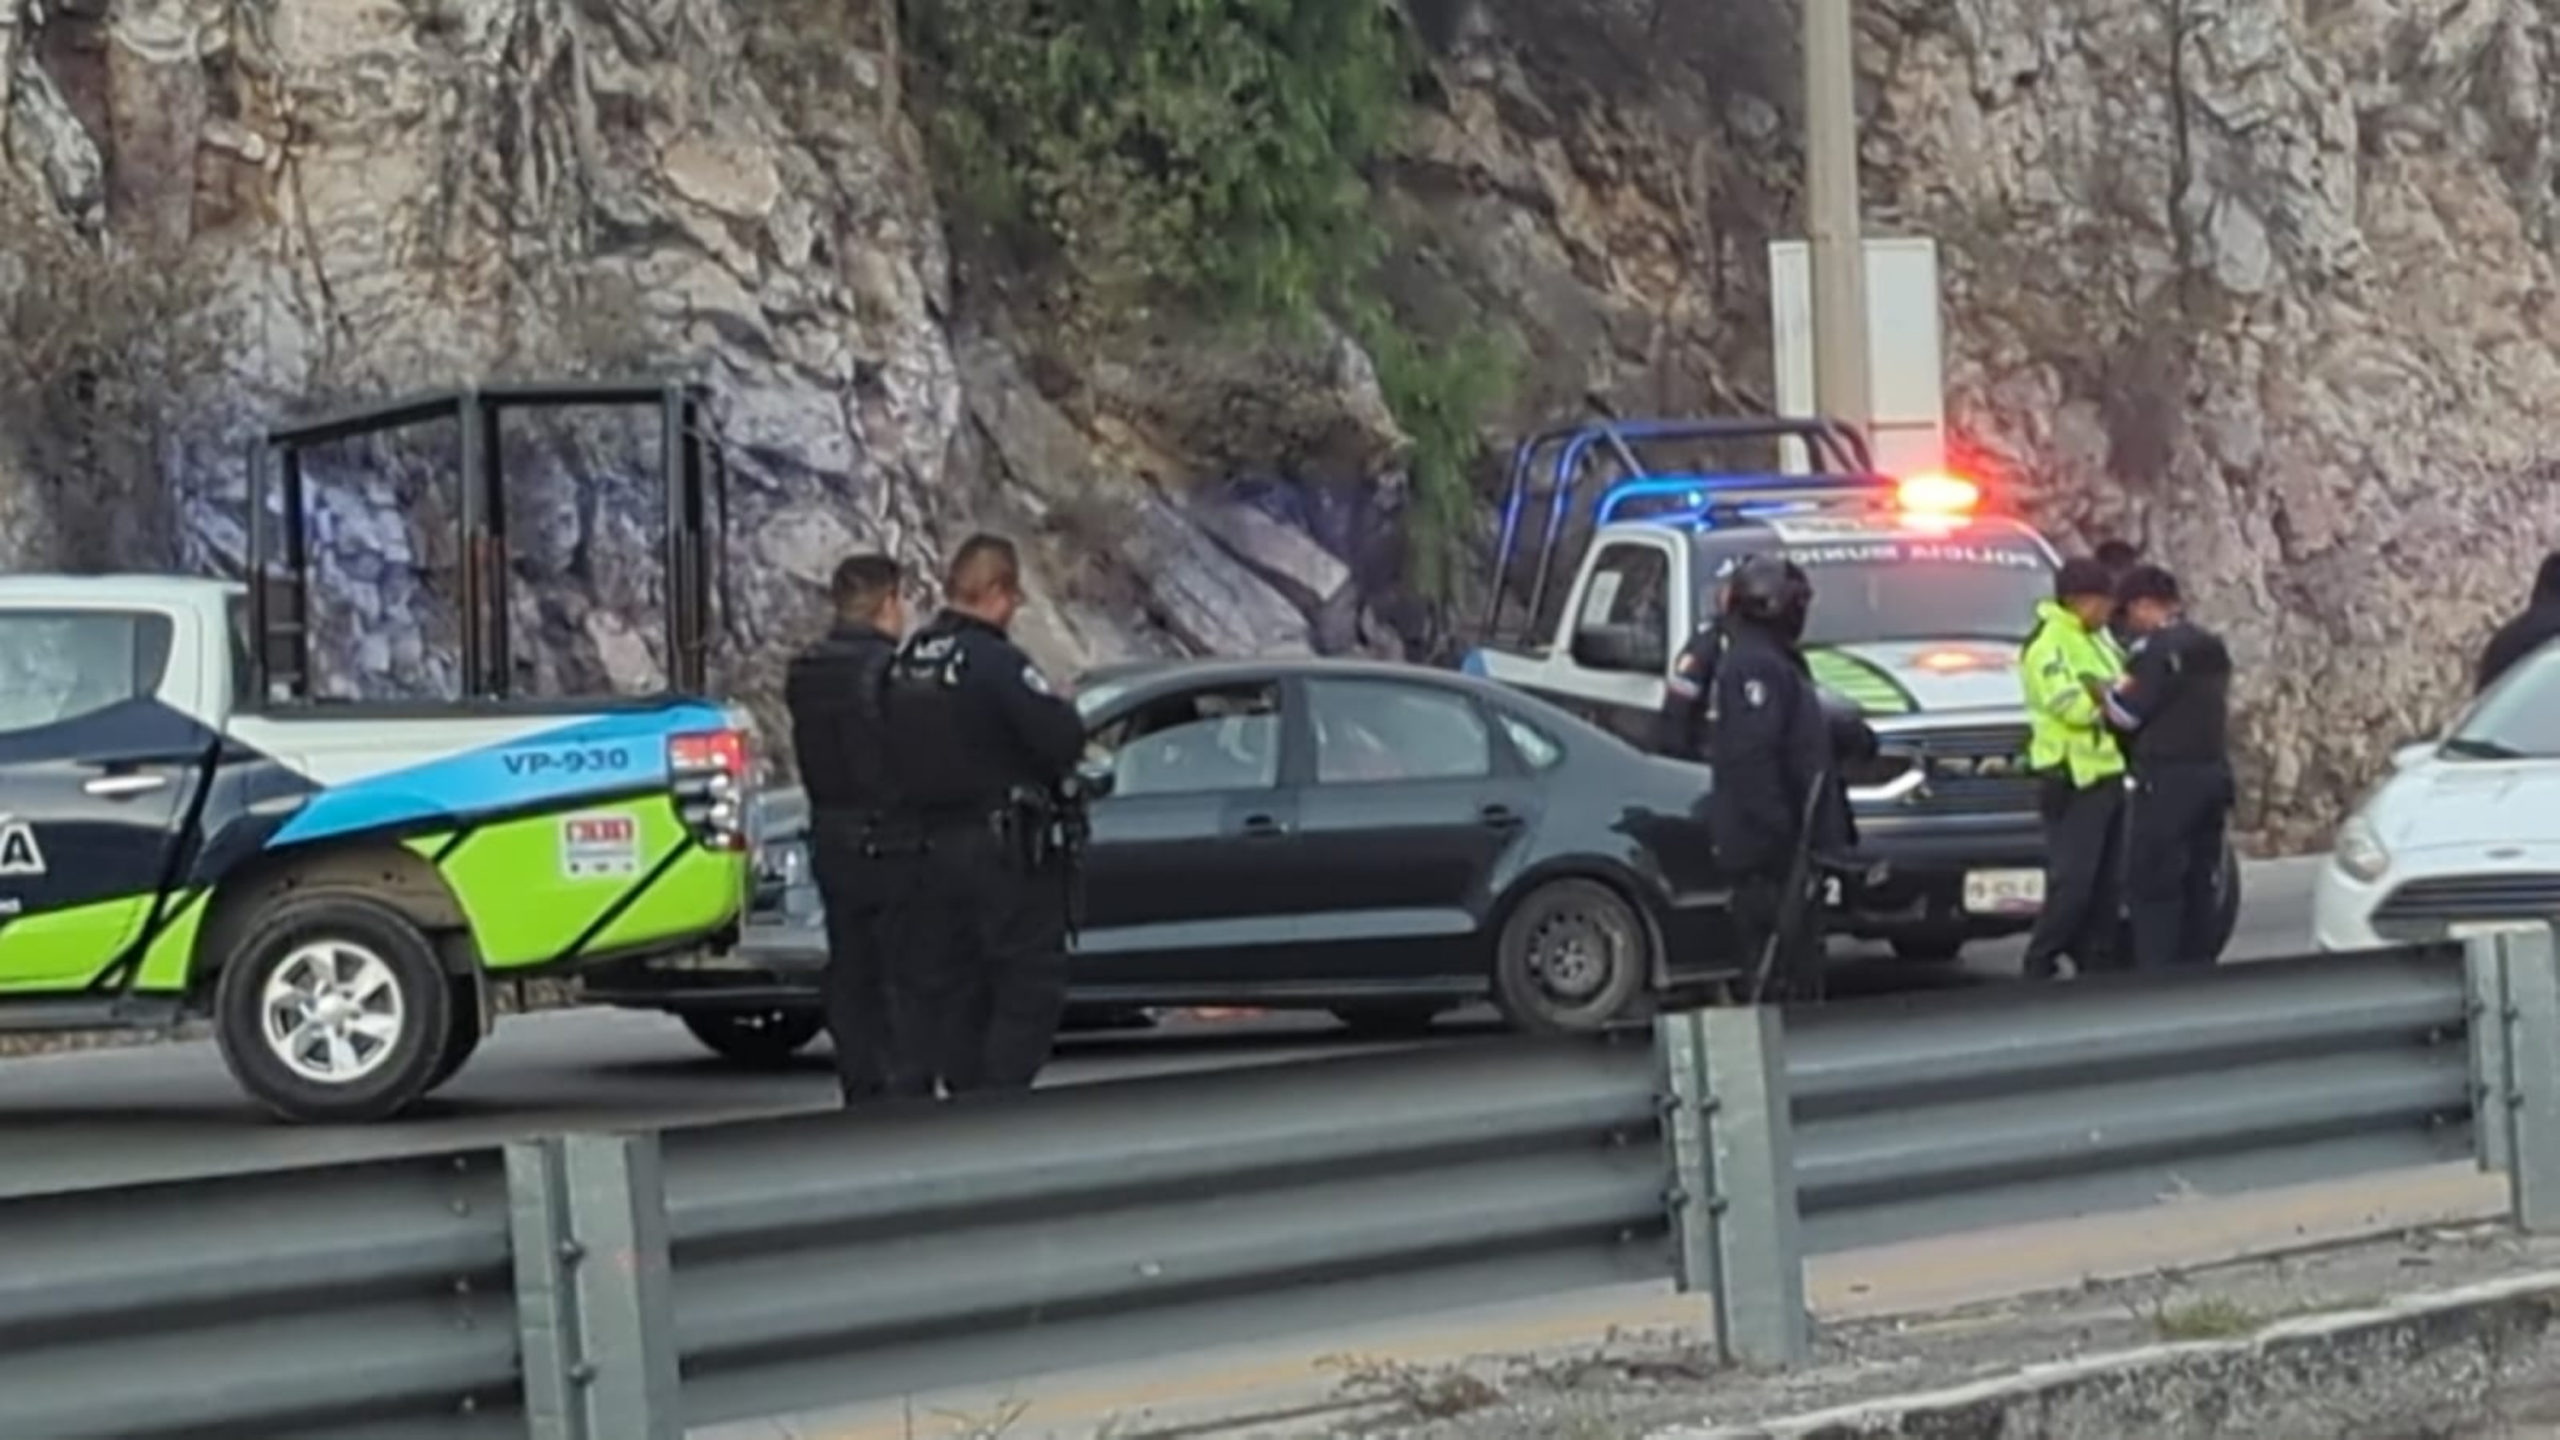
<box><xmin>265</xmin><ymin>703</ymin><xmax>732</xmax><ymax>847</ymax></box>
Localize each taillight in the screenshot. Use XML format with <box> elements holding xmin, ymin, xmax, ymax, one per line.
<box><xmin>670</xmin><ymin>727</ymin><xmax>751</xmax><ymax>850</ymax></box>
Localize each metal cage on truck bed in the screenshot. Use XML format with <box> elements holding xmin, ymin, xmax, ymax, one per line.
<box><xmin>245</xmin><ymin>380</ymin><xmax>730</xmax><ymax>708</ymax></box>
<box><xmin>1481</xmin><ymin>415</ymin><xmax>1883</xmax><ymax>647</ymax></box>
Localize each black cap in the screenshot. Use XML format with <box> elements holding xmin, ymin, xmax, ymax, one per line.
<box><xmin>2094</xmin><ymin>539</ymin><xmax>2140</xmax><ymax>571</ymax></box>
<box><xmin>2116</xmin><ymin>563</ymin><xmax>2181</xmax><ymax>607</ymax></box>
<box><xmin>2055</xmin><ymin>558</ymin><xmax>2114</xmax><ymax>602</ymax></box>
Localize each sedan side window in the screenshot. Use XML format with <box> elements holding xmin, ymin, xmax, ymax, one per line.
<box><xmin>1497</xmin><ymin>713</ymin><xmax>1564</xmax><ymax>771</ymax></box>
<box><xmin>1309</xmin><ymin>679</ymin><xmax>1492</xmax><ymax>785</ymax></box>
<box><xmin>1085</xmin><ymin>682</ymin><xmax>1282</xmax><ymax>797</ymax></box>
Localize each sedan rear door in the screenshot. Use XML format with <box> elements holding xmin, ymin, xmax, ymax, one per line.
<box><xmin>1284</xmin><ymin>676</ymin><xmax>1542</xmax><ymax>983</ymax></box>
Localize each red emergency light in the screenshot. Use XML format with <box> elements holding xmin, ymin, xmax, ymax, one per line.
<box><xmin>1896</xmin><ymin>472</ymin><xmax>1981</xmax><ymax>516</ymax></box>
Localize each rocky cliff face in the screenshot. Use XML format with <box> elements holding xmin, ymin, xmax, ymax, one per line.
<box><xmin>0</xmin><ymin>0</ymin><xmax>2552</xmax><ymax>850</ymax></box>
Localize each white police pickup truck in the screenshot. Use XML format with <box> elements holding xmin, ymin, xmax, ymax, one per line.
<box><xmin>1461</xmin><ymin>415</ymin><xmax>2239</xmax><ymax>964</ymax></box>
<box><xmin>0</xmin><ymin>382</ymin><xmax>758</xmax><ymax>1121</ymax></box>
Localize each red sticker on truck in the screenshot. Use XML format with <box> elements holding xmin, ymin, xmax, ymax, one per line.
<box><xmin>559</xmin><ymin>812</ymin><xmax>640</xmax><ymax>879</ymax></box>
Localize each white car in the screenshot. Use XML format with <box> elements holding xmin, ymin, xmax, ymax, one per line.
<box><xmin>2315</xmin><ymin>644</ymin><xmax>2560</xmax><ymax>950</ymax></box>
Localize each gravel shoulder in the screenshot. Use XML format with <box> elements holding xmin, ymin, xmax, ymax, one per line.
<box><xmin>1208</xmin><ymin>1223</ymin><xmax>2560</xmax><ymax>1440</ymax></box>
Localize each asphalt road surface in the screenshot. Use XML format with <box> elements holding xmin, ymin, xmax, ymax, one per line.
<box><xmin>0</xmin><ymin>857</ymin><xmax>2328</xmax><ymax>1198</ymax></box>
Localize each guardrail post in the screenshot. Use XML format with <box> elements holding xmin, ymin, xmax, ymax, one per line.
<box><xmin>2468</xmin><ymin>933</ymin><xmax>2515</xmax><ymax>1174</ymax></box>
<box><xmin>1656</xmin><ymin>1011</ymin><xmax>1721</xmax><ymax>1309</ymax></box>
<box><xmin>2495</xmin><ymin>926</ymin><xmax>2560</xmax><ymax>1234</ymax></box>
<box><xmin>1656</xmin><ymin>1006</ymin><xmax>1809</xmax><ymax>1366</ymax></box>
<box><xmin>506</xmin><ymin>1132</ymin><xmax>682</xmax><ymax>1440</ymax></box>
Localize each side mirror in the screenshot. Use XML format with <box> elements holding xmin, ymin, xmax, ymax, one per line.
<box><xmin>1075</xmin><ymin>757</ymin><xmax>1118</xmax><ymax>800</ymax></box>
<box><xmin>1570</xmin><ymin>624</ymin><xmax>1667</xmax><ymax>674</ymax></box>
<box><xmin>2390</xmin><ymin>740</ymin><xmax>2434</xmax><ymax>772</ymax></box>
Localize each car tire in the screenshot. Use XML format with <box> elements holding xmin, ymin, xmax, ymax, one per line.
<box><xmin>2207</xmin><ymin>839</ymin><xmax>2244</xmax><ymax>961</ymax></box>
<box><xmin>2104</xmin><ymin>838</ymin><xmax>2247</xmax><ymax>967</ymax></box>
<box><xmin>214</xmin><ymin>894</ymin><xmax>454</xmax><ymax>1124</ymax></box>
<box><xmin>1331</xmin><ymin>1002</ymin><xmax>1449</xmax><ymax>1037</ymax></box>
<box><xmin>680</xmin><ymin>1008</ymin><xmax>825</xmax><ymax>1066</ymax></box>
<box><xmin>424</xmin><ymin>976</ymin><xmax>487</xmax><ymax>1093</ymax></box>
<box><xmin>1491</xmin><ymin>878</ymin><xmax>1651</xmax><ymax>1034</ymax></box>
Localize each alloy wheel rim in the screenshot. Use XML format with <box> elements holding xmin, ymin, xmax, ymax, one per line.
<box><xmin>261</xmin><ymin>941</ymin><xmax>406</xmax><ymax>1085</ymax></box>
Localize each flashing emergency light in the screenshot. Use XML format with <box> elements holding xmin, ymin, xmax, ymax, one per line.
<box><xmin>1896</xmin><ymin>472</ymin><xmax>1981</xmax><ymax>515</ymax></box>
<box><xmin>1594</xmin><ymin>471</ymin><xmax>1884</xmax><ymax>527</ymax></box>
<box><xmin>1914</xmin><ymin>645</ymin><xmax>2013</xmax><ymax>674</ymax></box>
<box><xmin>1594</xmin><ymin>476</ymin><xmax>1714</xmax><ymax>524</ymax></box>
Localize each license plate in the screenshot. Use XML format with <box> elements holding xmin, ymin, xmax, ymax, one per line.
<box><xmin>1964</xmin><ymin>868</ymin><xmax>2045</xmax><ymax>915</ymax></box>
<box><xmin>2449</xmin><ymin>920</ymin><xmax>2544</xmax><ymax>940</ymax></box>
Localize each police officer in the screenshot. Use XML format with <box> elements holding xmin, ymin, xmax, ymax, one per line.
<box><xmin>878</xmin><ymin>534</ymin><xmax>1086</xmax><ymax>1094</ymax></box>
<box><xmin>781</xmin><ymin>553</ymin><xmax>912</xmax><ymax>1104</ymax></box>
<box><xmin>1709</xmin><ymin>554</ymin><xmax>1856</xmax><ymax>1003</ymax></box>
<box><xmin>2099</xmin><ymin>564</ymin><xmax>2234</xmax><ymax>971</ymax></box>
<box><xmin>1658</xmin><ymin>577</ymin><xmax>1736</xmax><ymax>758</ymax></box>
<box><xmin>2018</xmin><ymin>558</ymin><xmax>2128</xmax><ymax>980</ymax></box>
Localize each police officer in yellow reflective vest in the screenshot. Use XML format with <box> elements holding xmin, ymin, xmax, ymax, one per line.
<box><xmin>2018</xmin><ymin>558</ymin><xmax>2129</xmax><ymax>979</ymax></box>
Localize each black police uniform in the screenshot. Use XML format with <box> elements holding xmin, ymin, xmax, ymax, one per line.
<box><xmin>2104</xmin><ymin>618</ymin><xmax>2234</xmax><ymax>972</ymax></box>
<box><xmin>781</xmin><ymin>619</ymin><xmax>912</xmax><ymax>1103</ymax></box>
<box><xmin>1707</xmin><ymin>561</ymin><xmax>1855</xmax><ymax>1003</ymax></box>
<box><xmin>877</xmin><ymin>609</ymin><xmax>1085</xmax><ymax>1093</ymax></box>
<box><xmin>1658</xmin><ymin>620</ymin><xmax>1729</xmax><ymax>758</ymax></box>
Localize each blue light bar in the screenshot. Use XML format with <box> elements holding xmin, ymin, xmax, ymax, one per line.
<box><xmin>1594</xmin><ymin>476</ymin><xmax>1713</xmax><ymax>524</ymax></box>
<box><xmin>1593</xmin><ymin>470</ymin><xmax>1889</xmax><ymax>526</ymax></box>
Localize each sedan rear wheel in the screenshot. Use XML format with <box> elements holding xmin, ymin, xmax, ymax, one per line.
<box><xmin>680</xmin><ymin>1008</ymin><xmax>825</xmax><ymax>1067</ymax></box>
<box><xmin>1492</xmin><ymin>878</ymin><xmax>1650</xmax><ymax>1034</ymax></box>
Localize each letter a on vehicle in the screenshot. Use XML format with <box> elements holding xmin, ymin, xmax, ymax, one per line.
<box><xmin>0</xmin><ymin>817</ymin><xmax>43</xmax><ymax>876</ymax></box>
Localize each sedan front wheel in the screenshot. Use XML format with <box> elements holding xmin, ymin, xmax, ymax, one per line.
<box><xmin>1491</xmin><ymin>878</ymin><xmax>1651</xmax><ymax>1034</ymax></box>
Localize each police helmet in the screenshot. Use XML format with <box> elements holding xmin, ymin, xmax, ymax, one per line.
<box><xmin>1727</xmin><ymin>553</ymin><xmax>1813</xmax><ymax>639</ymax></box>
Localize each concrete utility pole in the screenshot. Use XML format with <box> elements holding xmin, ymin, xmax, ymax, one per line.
<box><xmin>1802</xmin><ymin>0</ymin><xmax>1873</xmax><ymax>435</ymax></box>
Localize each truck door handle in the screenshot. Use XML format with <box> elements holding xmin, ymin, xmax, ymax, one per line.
<box><xmin>84</xmin><ymin>774</ymin><xmax>169</xmax><ymax>798</ymax></box>
<box><xmin>1236</xmin><ymin>814</ymin><xmax>1286</xmax><ymax>839</ymax></box>
<box><xmin>1480</xmin><ymin>804</ymin><xmax>1524</xmax><ymax>829</ymax></box>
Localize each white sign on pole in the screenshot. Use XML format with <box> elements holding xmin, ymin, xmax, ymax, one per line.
<box><xmin>1769</xmin><ymin>237</ymin><xmax>1946</xmax><ymax>477</ymax></box>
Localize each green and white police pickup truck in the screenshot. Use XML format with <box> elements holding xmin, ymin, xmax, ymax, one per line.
<box><xmin>1462</xmin><ymin>415</ymin><xmax>2239</xmax><ymax>964</ymax></box>
<box><xmin>0</xmin><ymin>382</ymin><xmax>757</xmax><ymax>1122</ymax></box>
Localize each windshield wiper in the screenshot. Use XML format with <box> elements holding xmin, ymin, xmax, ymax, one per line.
<box><xmin>2440</xmin><ymin>737</ymin><xmax>2526</xmax><ymax>760</ymax></box>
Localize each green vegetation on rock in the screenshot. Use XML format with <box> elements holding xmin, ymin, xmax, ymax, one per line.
<box><xmin>908</xmin><ymin>0</ymin><xmax>1516</xmax><ymax>599</ymax></box>
<box><xmin>1350</xmin><ymin>301</ymin><xmax>1515</xmax><ymax>601</ymax></box>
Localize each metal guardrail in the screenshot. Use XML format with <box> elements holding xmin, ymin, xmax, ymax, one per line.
<box><xmin>1793</xmin><ymin>945</ymin><xmax>2476</xmax><ymax>1250</ymax></box>
<box><xmin>0</xmin><ymin>1149</ymin><xmax>524</xmax><ymax>1440</ymax></box>
<box><xmin>9</xmin><ymin>934</ymin><xmax>2560</xmax><ymax>1440</ymax></box>
<box><xmin>1661</xmin><ymin>945</ymin><xmax>2482</xmax><ymax>1359</ymax></box>
<box><xmin>658</xmin><ymin>1037</ymin><xmax>1666</xmax><ymax>1428</ymax></box>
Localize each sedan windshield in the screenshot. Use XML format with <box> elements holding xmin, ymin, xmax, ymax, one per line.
<box><xmin>2444</xmin><ymin>648</ymin><xmax>2560</xmax><ymax>760</ymax></box>
<box><xmin>1700</xmin><ymin>535</ymin><xmax>2054</xmax><ymax>645</ymax></box>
